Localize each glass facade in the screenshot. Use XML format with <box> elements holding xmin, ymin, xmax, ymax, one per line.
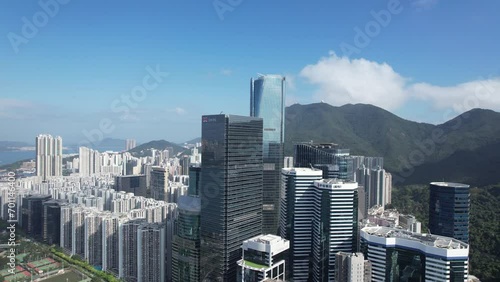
<box><xmin>250</xmin><ymin>75</ymin><xmax>286</xmax><ymax>235</ymax></box>
<box><xmin>200</xmin><ymin>114</ymin><xmax>263</xmax><ymax>281</ymax></box>
<box><xmin>173</xmin><ymin>167</ymin><xmax>202</xmax><ymax>282</ymax></box>
<box><xmin>429</xmin><ymin>182</ymin><xmax>470</xmax><ymax>243</ymax></box>
<box><xmin>294</xmin><ymin>143</ymin><xmax>354</xmax><ymax>181</ymax></box>
<box><xmin>42</xmin><ymin>200</ymin><xmax>62</xmax><ymax>245</ymax></box>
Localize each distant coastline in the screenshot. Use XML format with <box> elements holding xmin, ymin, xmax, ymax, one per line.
<box><xmin>0</xmin><ymin>151</ymin><xmax>35</xmax><ymax>166</ymax></box>
<box><xmin>0</xmin><ymin>149</ymin><xmax>78</xmax><ymax>166</ymax></box>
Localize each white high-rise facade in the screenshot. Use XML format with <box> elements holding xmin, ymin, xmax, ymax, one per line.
<box><xmin>60</xmin><ymin>204</ymin><xmax>73</xmax><ymax>252</ymax></box>
<box><xmin>126</xmin><ymin>139</ymin><xmax>137</xmax><ymax>151</ymax></box>
<box><xmin>102</xmin><ymin>214</ymin><xmax>126</xmax><ymax>275</ymax></box>
<box><xmin>356</xmin><ymin>166</ymin><xmax>392</xmax><ymax>209</ymax></box>
<box><xmin>311</xmin><ymin>179</ymin><xmax>359</xmax><ymax>281</ymax></box>
<box><xmin>71</xmin><ymin>207</ymin><xmax>87</xmax><ymax>256</ymax></box>
<box><xmin>334</xmin><ymin>252</ymin><xmax>371</xmax><ymax>282</ymax></box>
<box><xmin>36</xmin><ymin>134</ymin><xmax>63</xmax><ymax>180</ymax></box>
<box><xmin>361</xmin><ymin>226</ymin><xmax>469</xmax><ymax>282</ymax></box>
<box><xmin>237</xmin><ymin>234</ymin><xmax>289</xmax><ymax>282</ymax></box>
<box><xmin>279</xmin><ymin>167</ymin><xmax>323</xmax><ymax>281</ymax></box>
<box><xmin>85</xmin><ymin>212</ymin><xmax>103</xmax><ymax>267</ymax></box>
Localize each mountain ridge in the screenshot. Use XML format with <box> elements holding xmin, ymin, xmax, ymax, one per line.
<box><xmin>285</xmin><ymin>103</ymin><xmax>500</xmax><ymax>186</ymax></box>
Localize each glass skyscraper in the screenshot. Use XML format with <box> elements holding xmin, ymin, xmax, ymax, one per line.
<box><xmin>250</xmin><ymin>74</ymin><xmax>286</xmax><ymax>235</ymax></box>
<box><xmin>200</xmin><ymin>114</ymin><xmax>263</xmax><ymax>281</ymax></box>
<box><xmin>173</xmin><ymin>166</ymin><xmax>201</xmax><ymax>282</ymax></box>
<box><xmin>429</xmin><ymin>182</ymin><xmax>470</xmax><ymax>243</ymax></box>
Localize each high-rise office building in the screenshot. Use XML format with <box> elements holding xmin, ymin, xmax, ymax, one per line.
<box><xmin>180</xmin><ymin>155</ymin><xmax>190</xmax><ymax>175</ymax></box>
<box><xmin>150</xmin><ymin>166</ymin><xmax>169</xmax><ymax>201</ymax></box>
<box><xmin>173</xmin><ymin>166</ymin><xmax>201</xmax><ymax>282</ymax></box>
<box><xmin>200</xmin><ymin>114</ymin><xmax>263</xmax><ymax>281</ymax></box>
<box><xmin>311</xmin><ymin>179</ymin><xmax>359</xmax><ymax>281</ymax></box>
<box><xmin>42</xmin><ymin>200</ymin><xmax>63</xmax><ymax>245</ymax></box>
<box><xmin>294</xmin><ymin>143</ymin><xmax>353</xmax><ymax>181</ymax></box>
<box><xmin>237</xmin><ymin>234</ymin><xmax>289</xmax><ymax>282</ymax></box>
<box><xmin>250</xmin><ymin>74</ymin><xmax>286</xmax><ymax>235</ymax></box>
<box><xmin>429</xmin><ymin>182</ymin><xmax>470</xmax><ymax>243</ymax></box>
<box><xmin>21</xmin><ymin>194</ymin><xmax>51</xmax><ymax>239</ymax></box>
<box><xmin>36</xmin><ymin>134</ymin><xmax>63</xmax><ymax>180</ymax></box>
<box><xmin>361</xmin><ymin>226</ymin><xmax>469</xmax><ymax>282</ymax></box>
<box><xmin>138</xmin><ymin>223</ymin><xmax>166</xmax><ymax>282</ymax></box>
<box><xmin>279</xmin><ymin>167</ymin><xmax>323</xmax><ymax>281</ymax></box>
<box><xmin>126</xmin><ymin>139</ymin><xmax>137</xmax><ymax>151</ymax></box>
<box><xmin>334</xmin><ymin>252</ymin><xmax>371</xmax><ymax>282</ymax></box>
<box><xmin>115</xmin><ymin>175</ymin><xmax>147</xmax><ymax>197</ymax></box>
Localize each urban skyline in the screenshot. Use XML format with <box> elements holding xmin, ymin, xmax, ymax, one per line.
<box><xmin>1</xmin><ymin>1</ymin><xmax>498</xmax><ymax>282</ymax></box>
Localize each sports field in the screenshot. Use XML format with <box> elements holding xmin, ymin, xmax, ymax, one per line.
<box><xmin>2</xmin><ymin>265</ymin><xmax>31</xmax><ymax>281</ymax></box>
<box><xmin>25</xmin><ymin>257</ymin><xmax>61</xmax><ymax>274</ymax></box>
<box><xmin>41</xmin><ymin>270</ymin><xmax>88</xmax><ymax>282</ymax></box>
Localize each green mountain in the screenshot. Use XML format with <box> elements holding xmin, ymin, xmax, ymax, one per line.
<box><xmin>128</xmin><ymin>139</ymin><xmax>186</xmax><ymax>157</ymax></box>
<box><xmin>285</xmin><ymin>103</ymin><xmax>500</xmax><ymax>186</ymax></box>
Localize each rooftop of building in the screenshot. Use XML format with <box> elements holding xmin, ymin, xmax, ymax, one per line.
<box><xmin>246</xmin><ymin>234</ymin><xmax>288</xmax><ymax>245</ymax></box>
<box><xmin>178</xmin><ymin>195</ymin><xmax>201</xmax><ymax>213</ymax></box>
<box><xmin>242</xmin><ymin>234</ymin><xmax>290</xmax><ymax>255</ymax></box>
<box><xmin>25</xmin><ymin>194</ymin><xmax>51</xmax><ymax>199</ymax></box>
<box><xmin>282</xmin><ymin>167</ymin><xmax>322</xmax><ymax>175</ymax></box>
<box><xmin>255</xmin><ymin>73</ymin><xmax>285</xmax><ymax>79</ymax></box>
<box><xmin>362</xmin><ymin>226</ymin><xmax>468</xmax><ymax>250</ymax></box>
<box><xmin>116</xmin><ymin>174</ymin><xmax>146</xmax><ymax>178</ymax></box>
<box><xmin>430</xmin><ymin>182</ymin><xmax>470</xmax><ymax>188</ymax></box>
<box><xmin>336</xmin><ymin>251</ymin><xmax>365</xmax><ymax>258</ymax></box>
<box><xmin>316</xmin><ymin>178</ymin><xmax>357</xmax><ymax>185</ymax></box>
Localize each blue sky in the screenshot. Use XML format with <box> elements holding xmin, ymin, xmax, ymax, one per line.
<box><xmin>1</xmin><ymin>0</ymin><xmax>499</xmax><ymax>144</ymax></box>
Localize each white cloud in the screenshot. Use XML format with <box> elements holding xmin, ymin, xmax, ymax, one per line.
<box><xmin>410</xmin><ymin>78</ymin><xmax>500</xmax><ymax>113</ymax></box>
<box><xmin>300</xmin><ymin>52</ymin><xmax>500</xmax><ymax>113</ymax></box>
<box><xmin>0</xmin><ymin>98</ymin><xmax>49</xmax><ymax>120</ymax></box>
<box><xmin>163</xmin><ymin>107</ymin><xmax>187</xmax><ymax>115</ymax></box>
<box><xmin>284</xmin><ymin>74</ymin><xmax>296</xmax><ymax>92</ymax></box>
<box><xmin>174</xmin><ymin>107</ymin><xmax>186</xmax><ymax>115</ymax></box>
<box><xmin>300</xmin><ymin>52</ymin><xmax>408</xmax><ymax>110</ymax></box>
<box><xmin>220</xmin><ymin>69</ymin><xmax>233</xmax><ymax>76</ymax></box>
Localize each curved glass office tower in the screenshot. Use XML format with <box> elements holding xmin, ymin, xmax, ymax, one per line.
<box><xmin>250</xmin><ymin>74</ymin><xmax>286</xmax><ymax>235</ymax></box>
<box><xmin>172</xmin><ymin>166</ymin><xmax>201</xmax><ymax>282</ymax></box>
<box><xmin>429</xmin><ymin>182</ymin><xmax>470</xmax><ymax>243</ymax></box>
